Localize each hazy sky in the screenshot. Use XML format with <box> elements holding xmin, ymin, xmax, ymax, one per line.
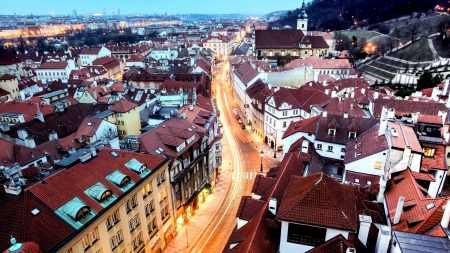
<box><xmin>2</xmin><ymin>0</ymin><xmax>304</xmax><ymax>15</ymax></box>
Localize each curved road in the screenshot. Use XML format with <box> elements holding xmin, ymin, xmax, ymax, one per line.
<box><xmin>188</xmin><ymin>61</ymin><xmax>280</xmax><ymax>253</ymax></box>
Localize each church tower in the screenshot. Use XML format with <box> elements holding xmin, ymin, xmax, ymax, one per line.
<box><xmin>297</xmin><ymin>0</ymin><xmax>308</xmax><ymax>32</ymax></box>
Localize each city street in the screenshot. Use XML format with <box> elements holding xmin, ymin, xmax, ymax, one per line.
<box><xmin>164</xmin><ymin>59</ymin><xmax>281</xmax><ymax>253</ymax></box>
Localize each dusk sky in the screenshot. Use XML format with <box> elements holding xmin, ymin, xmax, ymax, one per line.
<box><xmin>2</xmin><ymin>0</ymin><xmax>305</xmax><ymax>15</ymax></box>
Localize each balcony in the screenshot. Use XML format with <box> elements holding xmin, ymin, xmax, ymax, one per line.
<box><xmin>418</xmin><ymin>135</ymin><xmax>444</xmax><ymax>144</ymax></box>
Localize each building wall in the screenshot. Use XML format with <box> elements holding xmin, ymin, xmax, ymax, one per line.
<box><xmin>325</xmin><ymin>228</ymin><xmax>349</xmax><ymax>241</ymax></box>
<box><xmin>0</xmin><ymin>78</ymin><xmax>20</xmax><ymax>99</ymax></box>
<box><xmin>116</xmin><ymin>106</ymin><xmax>141</xmax><ymax>139</ymax></box>
<box><xmin>265</xmin><ymin>66</ymin><xmax>315</xmax><ymax>88</ymax></box>
<box><xmin>282</xmin><ymin>132</ymin><xmax>316</xmax><ymax>156</ymax></box>
<box><xmin>314</xmin><ymin>140</ymin><xmax>346</xmax><ymax>160</ymax></box>
<box><xmin>343</xmin><ymin>151</ymin><xmax>388</xmax><ymax>182</ymax></box>
<box><xmin>57</xmin><ymin>163</ymin><xmax>174</xmax><ymax>253</ymax></box>
<box><xmin>279</xmin><ymin>221</ymin><xmax>314</xmax><ymax>253</ymax></box>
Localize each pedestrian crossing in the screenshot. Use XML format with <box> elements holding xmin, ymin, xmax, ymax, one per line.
<box><xmin>232</xmin><ymin>171</ymin><xmax>259</xmax><ymax>180</ymax></box>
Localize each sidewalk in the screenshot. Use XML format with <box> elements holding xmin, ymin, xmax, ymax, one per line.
<box><xmin>164</xmin><ymin>151</ymin><xmax>233</xmax><ymax>253</ymax></box>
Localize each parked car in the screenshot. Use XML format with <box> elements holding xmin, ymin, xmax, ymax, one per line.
<box><xmin>238</xmin><ymin>119</ymin><xmax>243</xmax><ymax>124</ymax></box>
<box><xmin>241</xmin><ymin>124</ymin><xmax>246</xmax><ymax>129</ymax></box>
<box><xmin>233</xmin><ymin>108</ymin><xmax>238</xmax><ymax>114</ymax></box>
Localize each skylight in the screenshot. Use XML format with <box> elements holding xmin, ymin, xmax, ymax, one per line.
<box><xmin>110</xmin><ymin>151</ymin><xmax>119</xmax><ymax>158</ymax></box>
<box><xmin>426</xmin><ymin>202</ymin><xmax>436</xmax><ymax>210</ymax></box>
<box><xmin>31</xmin><ymin>208</ymin><xmax>40</xmax><ymax>215</ymax></box>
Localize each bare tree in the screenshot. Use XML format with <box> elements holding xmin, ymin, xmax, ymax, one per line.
<box><xmin>406</xmin><ymin>22</ymin><xmax>425</xmax><ymax>42</ymax></box>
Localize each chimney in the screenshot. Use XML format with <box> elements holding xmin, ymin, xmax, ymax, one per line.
<box><xmin>350</xmin><ymin>103</ymin><xmax>354</xmax><ymax>110</ymax></box>
<box><xmin>331</xmin><ymin>90</ymin><xmax>336</xmax><ymax>98</ymax></box>
<box><xmin>375</xmin><ymin>226</ymin><xmax>390</xmax><ymax>253</ymax></box>
<box><xmin>351</xmin><ymin>92</ymin><xmax>354</xmax><ymax>98</ymax></box>
<box><xmin>322</xmin><ymin>111</ymin><xmax>327</xmax><ymax>118</ymax></box>
<box><xmin>49</xmin><ymin>130</ymin><xmax>58</xmax><ymax>141</ymax></box>
<box><xmin>93</xmin><ymin>89</ymin><xmax>97</xmax><ymax>100</ymax></box>
<box><xmin>90</xmin><ymin>147</ymin><xmax>97</xmax><ymax>157</ymax></box>
<box><xmin>361</xmin><ymin>88</ymin><xmax>366</xmax><ymax>95</ymax></box>
<box><xmin>17</xmin><ymin>129</ymin><xmax>28</xmax><ymax>139</ymax></box>
<box><xmin>268</xmin><ymin>198</ymin><xmax>277</xmax><ymax>215</ymax></box>
<box><xmin>374</xmin><ymin>91</ymin><xmax>379</xmax><ymax>99</ymax></box>
<box><xmin>325</xmin><ymin>89</ymin><xmax>330</xmax><ymax>95</ymax></box>
<box><xmin>358</xmin><ymin>215</ymin><xmax>372</xmax><ymax>246</ymax></box>
<box><xmin>109</xmin><ymin>137</ymin><xmax>120</xmax><ymax>149</ymax></box>
<box><xmin>441</xmin><ymin>200</ymin><xmax>450</xmax><ymax>228</ymax></box>
<box><xmin>393</xmin><ymin>196</ymin><xmax>404</xmax><ymax>225</ymax></box>
<box><xmin>344</xmin><ymin>112</ymin><xmax>348</xmax><ymax>118</ymax></box>
<box><xmin>443</xmin><ymin>80</ymin><xmax>449</xmax><ymax>95</ymax></box>
<box><xmin>24</xmin><ymin>136</ymin><xmax>36</xmax><ymax>148</ymax></box>
<box><xmin>387</xmin><ymin>108</ymin><xmax>395</xmax><ymax>120</ymax></box>
<box><xmin>338</xmin><ymin>96</ymin><xmax>342</xmax><ymax>103</ymax></box>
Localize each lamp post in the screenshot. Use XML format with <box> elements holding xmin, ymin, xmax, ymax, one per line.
<box><xmin>260</xmin><ymin>151</ymin><xmax>264</xmax><ymax>172</ymax></box>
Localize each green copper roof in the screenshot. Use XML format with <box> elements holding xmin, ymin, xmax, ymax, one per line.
<box><xmin>298</xmin><ymin>0</ymin><xmax>308</xmax><ymax>19</ymax></box>
<box><xmin>55</xmin><ymin>197</ymin><xmax>96</xmax><ymax>229</ymax></box>
<box><xmin>125</xmin><ymin>158</ymin><xmax>151</xmax><ymax>177</ymax></box>
<box><xmin>106</xmin><ymin>170</ymin><xmax>134</xmax><ymax>192</ymax></box>
<box><xmin>84</xmin><ymin>182</ymin><xmax>116</xmax><ymax>207</ymax></box>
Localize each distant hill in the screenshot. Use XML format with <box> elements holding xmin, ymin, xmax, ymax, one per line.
<box><xmin>269</xmin><ymin>0</ymin><xmax>441</xmax><ymax>31</ymax></box>
<box><xmin>264</xmin><ymin>10</ymin><xmax>289</xmax><ymax>20</ymax></box>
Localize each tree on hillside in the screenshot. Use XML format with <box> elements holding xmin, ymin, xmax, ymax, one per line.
<box><xmin>416</xmin><ymin>70</ymin><xmax>443</xmax><ymax>90</ymax></box>
<box><xmin>406</xmin><ymin>22</ymin><xmax>425</xmax><ymax>42</ymax></box>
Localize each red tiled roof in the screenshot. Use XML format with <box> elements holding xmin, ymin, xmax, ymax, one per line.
<box><xmin>385</xmin><ymin>169</ymin><xmax>448</xmax><ymax>234</ymax></box>
<box><xmin>233</xmin><ymin>62</ymin><xmax>259</xmax><ymax>85</ymax></box>
<box><xmin>138</xmin><ymin>117</ymin><xmax>204</xmax><ymax>157</ymax></box>
<box><xmin>345</xmin><ymin>124</ymin><xmax>388</xmax><ymax>164</ymax></box>
<box><xmin>0</xmin><ymin>47</ymin><xmax>21</xmax><ymax>65</ymax></box>
<box><xmin>74</xmin><ymin>118</ymin><xmax>104</xmax><ymax>139</ymax></box>
<box><xmin>27</xmin><ymin>148</ymin><xmax>167</xmax><ymax>212</ymax></box>
<box><xmin>388</xmin><ymin>121</ymin><xmax>422</xmax><ymax>153</ymax></box>
<box><xmin>0</xmin><ymin>74</ymin><xmax>17</xmax><ymax>80</ymax></box>
<box><xmin>270</xmin><ymin>88</ymin><xmax>330</xmax><ymax>113</ymax></box>
<box><xmin>0</xmin><ymin>100</ymin><xmax>55</xmax><ymax>122</ymax></box>
<box><xmin>417</xmin><ymin>114</ymin><xmax>442</xmax><ymax>125</ymax></box>
<box><xmin>36</xmin><ymin>61</ymin><xmax>68</xmax><ymax>69</ymax></box>
<box><xmin>277</xmin><ymin>173</ymin><xmax>358</xmax><ymax>231</ymax></box>
<box><xmin>421</xmin><ymin>144</ymin><xmax>446</xmax><ymax>170</ymax></box>
<box><xmin>251</xmin><ymin>174</ymin><xmax>277</xmax><ymax>197</ymax></box>
<box><xmin>236</xmin><ymin>196</ymin><xmax>266</xmax><ymax>221</ymax></box>
<box><xmin>306</xmin><ymin>234</ymin><xmax>354</xmax><ymax>253</ymax></box>
<box><xmin>316</xmin><ymin>115</ymin><xmax>378</xmax><ymax>145</ymax></box>
<box><xmin>109</xmin><ymin>99</ymin><xmax>138</xmax><ymax>113</ymax></box>
<box><xmin>372</xmin><ymin>99</ymin><xmax>448</xmax><ymax>118</ymax></box>
<box><xmin>0</xmin><ymin>139</ymin><xmax>15</xmax><ymax>166</ymax></box>
<box><xmin>92</xmin><ymin>56</ymin><xmax>120</xmax><ymax>70</ymax></box>
<box><xmin>283</xmin><ymin>116</ymin><xmax>319</xmax><ymax>139</ymax></box>
<box><xmin>255</xmin><ymin>30</ymin><xmax>305</xmax><ymax>49</ymax></box>
<box><xmin>79</xmin><ymin>47</ymin><xmax>103</xmax><ymax>55</ymax></box>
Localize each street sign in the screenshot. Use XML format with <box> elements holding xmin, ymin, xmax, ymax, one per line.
<box><xmin>244</xmin><ymin>104</ymin><xmax>249</xmax><ymax>108</ymax></box>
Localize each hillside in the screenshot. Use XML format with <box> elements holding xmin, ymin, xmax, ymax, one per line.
<box><xmin>269</xmin><ymin>0</ymin><xmax>441</xmax><ymax>31</ymax></box>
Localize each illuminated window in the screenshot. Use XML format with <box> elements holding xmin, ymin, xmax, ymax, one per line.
<box><xmin>423</xmin><ymin>147</ymin><xmax>436</xmax><ymax>158</ymax></box>
<box><xmin>374</xmin><ymin>161</ymin><xmax>382</xmax><ymax>169</ymax></box>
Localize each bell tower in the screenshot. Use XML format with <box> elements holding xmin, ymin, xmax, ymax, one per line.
<box><xmin>297</xmin><ymin>0</ymin><xmax>308</xmax><ymax>32</ymax></box>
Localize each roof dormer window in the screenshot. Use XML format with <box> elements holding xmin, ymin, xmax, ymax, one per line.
<box><xmin>348</xmin><ymin>132</ymin><xmax>356</xmax><ymax>138</ymax></box>
<box><xmin>328</xmin><ymin>129</ymin><xmax>336</xmax><ymax>135</ymax></box>
<box><xmin>85</xmin><ymin>182</ymin><xmax>115</xmax><ymax>204</ymax></box>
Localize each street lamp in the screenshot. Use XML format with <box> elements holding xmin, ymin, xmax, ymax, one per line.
<box><xmin>260</xmin><ymin>151</ymin><xmax>264</xmax><ymax>172</ymax></box>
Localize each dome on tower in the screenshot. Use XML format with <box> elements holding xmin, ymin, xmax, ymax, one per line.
<box><xmin>298</xmin><ymin>0</ymin><xmax>308</xmax><ymax>19</ymax></box>
<box><xmin>3</xmin><ymin>237</ymin><xmax>43</xmax><ymax>253</ymax></box>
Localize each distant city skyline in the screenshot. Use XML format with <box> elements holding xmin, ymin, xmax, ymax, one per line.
<box><xmin>2</xmin><ymin>0</ymin><xmax>307</xmax><ymax>16</ymax></box>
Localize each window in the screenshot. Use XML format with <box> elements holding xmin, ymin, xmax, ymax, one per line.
<box><xmin>109</xmin><ymin>237</ymin><xmax>116</xmax><ymax>250</ymax></box>
<box><xmin>287</xmin><ymin>223</ymin><xmax>326</xmax><ymax>246</ymax></box>
<box><xmin>89</xmin><ymin>229</ymin><xmax>99</xmax><ymax>244</ymax></box>
<box><xmin>159</xmin><ymin>187</ymin><xmax>168</xmax><ymax>203</ymax></box>
<box><xmin>293</xmin><ymin>110</ymin><xmax>299</xmax><ymax>115</ymax></box>
<box><xmin>106</xmin><ymin>217</ymin><xmax>112</xmax><ymax>229</ymax></box>
<box><xmin>327</xmin><ymin>146</ymin><xmax>333</xmax><ymax>152</ymax></box>
<box><xmin>328</xmin><ymin>129</ymin><xmax>336</xmax><ymax>135</ymax></box>
<box><xmin>317</xmin><ymin>144</ymin><xmax>322</xmax><ymax>150</ymax></box>
<box><xmin>423</xmin><ymin>147</ymin><xmax>436</xmax><ymax>158</ymax></box>
<box><xmin>112</xmin><ymin>210</ymin><xmax>120</xmax><ymax>223</ymax></box>
<box><xmin>283</xmin><ymin>122</ymin><xmax>287</xmax><ymax>128</ymax></box>
<box><xmin>129</xmin><ymin>220</ymin><xmax>134</xmax><ymax>232</ymax></box>
<box><xmin>341</xmin><ymin>147</ymin><xmax>346</xmax><ymax>152</ymax></box>
<box><xmin>116</xmin><ymin>230</ymin><xmax>123</xmax><ymax>244</ymax></box>
<box><xmin>126</xmin><ymin>195</ymin><xmax>137</xmax><ymax>212</ymax></box>
<box><xmin>134</xmin><ymin>214</ymin><xmax>140</xmax><ymax>227</ymax></box>
<box><xmin>148</xmin><ymin>217</ymin><xmax>157</xmax><ymax>233</ymax></box>
<box><xmin>349</xmin><ymin>132</ymin><xmax>356</xmax><ymax>138</ymax></box>
<box><xmin>374</xmin><ymin>161</ymin><xmax>382</xmax><ymax>169</ymax></box>
<box><xmin>76</xmin><ymin>207</ymin><xmax>91</xmax><ymax>221</ymax></box>
<box><xmin>282</xmin><ymin>111</ymin><xmax>287</xmax><ymax>116</ymax></box>
<box><xmin>142</xmin><ymin>182</ymin><xmax>152</xmax><ymax>198</ymax></box>
<box><xmin>82</xmin><ymin>236</ymin><xmax>90</xmax><ymax>249</ymax></box>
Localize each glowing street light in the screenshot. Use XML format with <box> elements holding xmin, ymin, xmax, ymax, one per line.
<box><xmin>260</xmin><ymin>151</ymin><xmax>264</xmax><ymax>172</ymax></box>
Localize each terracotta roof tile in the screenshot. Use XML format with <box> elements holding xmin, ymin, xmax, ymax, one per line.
<box><xmin>388</xmin><ymin>121</ymin><xmax>422</xmax><ymax>153</ymax></box>
<box><xmin>0</xmin><ymin>100</ymin><xmax>55</xmax><ymax>122</ymax></box>
<box><xmin>255</xmin><ymin>30</ymin><xmax>305</xmax><ymax>49</ymax></box>
<box><xmin>316</xmin><ymin>115</ymin><xmax>378</xmax><ymax>145</ymax></box>
<box><xmin>305</xmin><ymin>234</ymin><xmax>354</xmax><ymax>253</ymax></box>
<box><xmin>277</xmin><ymin>173</ymin><xmax>358</xmax><ymax>231</ymax></box>
<box><xmin>285</xmin><ymin>57</ymin><xmax>352</xmax><ymax>70</ymax></box>
<box><xmin>421</xmin><ymin>144</ymin><xmax>446</xmax><ymax>170</ymax></box>
<box><xmin>109</xmin><ymin>99</ymin><xmax>138</xmax><ymax>113</ymax></box>
<box><xmin>282</xmin><ymin>116</ymin><xmax>319</xmax><ymax>139</ymax></box>
<box><xmin>385</xmin><ymin>169</ymin><xmax>448</xmax><ymax>234</ymax></box>
<box><xmin>232</xmin><ymin>62</ymin><xmax>259</xmax><ymax>85</ymax></box>
<box><xmin>251</xmin><ymin>174</ymin><xmax>277</xmax><ymax>197</ymax></box>
<box><xmin>372</xmin><ymin>99</ymin><xmax>447</xmax><ymax>118</ymax></box>
<box><xmin>236</xmin><ymin>196</ymin><xmax>266</xmax><ymax>221</ymax></box>
<box><xmin>417</xmin><ymin>114</ymin><xmax>442</xmax><ymax>125</ymax></box>
<box><xmin>345</xmin><ymin>124</ymin><xmax>388</xmax><ymax>164</ymax></box>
